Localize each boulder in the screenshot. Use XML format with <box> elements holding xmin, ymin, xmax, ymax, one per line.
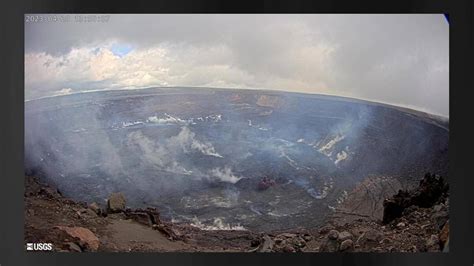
<box><xmin>338</xmin><ymin>231</ymin><xmax>353</xmax><ymax>241</ymax></box>
<box><xmin>107</xmin><ymin>193</ymin><xmax>126</xmax><ymax>213</ymax></box>
<box><xmin>76</xmin><ymin>208</ymin><xmax>97</xmax><ymax>219</ymax></box>
<box><xmin>258</xmin><ymin>235</ymin><xmax>275</xmax><ymax>252</ymax></box>
<box><xmin>282</xmin><ymin>245</ymin><xmax>295</xmax><ymax>252</ymax></box>
<box><xmin>328</xmin><ymin>230</ymin><xmax>339</xmax><ymax>240</ymax></box>
<box><xmin>319</xmin><ymin>225</ymin><xmax>335</xmax><ymax>234</ymax></box>
<box><xmin>396</xmin><ymin>222</ymin><xmax>406</xmax><ymax>229</ymax></box>
<box><xmin>303</xmin><ymin>234</ymin><xmax>313</xmax><ymax>242</ymax></box>
<box><xmin>357</xmin><ymin>229</ymin><xmax>382</xmax><ymax>245</ymax></box>
<box><xmin>88</xmin><ymin>202</ymin><xmax>101</xmax><ymax>215</ymax></box>
<box><xmin>339</xmin><ymin>239</ymin><xmax>353</xmax><ymax>251</ymax></box>
<box><xmin>320</xmin><ymin>239</ymin><xmax>339</xmax><ymax>252</ymax></box>
<box><xmin>55</xmin><ymin>226</ymin><xmax>99</xmax><ymax>251</ymax></box>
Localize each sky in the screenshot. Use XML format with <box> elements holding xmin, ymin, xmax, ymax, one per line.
<box><xmin>25</xmin><ymin>14</ymin><xmax>449</xmax><ymax>117</ymax></box>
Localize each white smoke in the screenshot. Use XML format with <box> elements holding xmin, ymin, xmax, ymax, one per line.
<box><xmin>334</xmin><ymin>150</ymin><xmax>348</xmax><ymax>165</ymax></box>
<box><xmin>126</xmin><ymin>126</ymin><xmax>222</xmax><ymax>175</ymax></box>
<box><xmin>318</xmin><ymin>134</ymin><xmax>345</xmax><ymax>156</ymax></box>
<box><xmin>147</xmin><ymin>113</ymin><xmax>189</xmax><ymax>125</ymax></box>
<box><xmin>209</xmin><ymin>167</ymin><xmax>243</xmax><ymax>184</ymax></box>
<box><xmin>127</xmin><ymin>130</ymin><xmax>166</xmax><ymax>167</ymax></box>
<box><xmin>173</xmin><ymin>127</ymin><xmax>223</xmax><ymax>158</ymax></box>
<box><xmin>190</xmin><ymin>217</ymin><xmax>246</xmax><ymax>231</ymax></box>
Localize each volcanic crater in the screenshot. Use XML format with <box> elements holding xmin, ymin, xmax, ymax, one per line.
<box><xmin>25</xmin><ymin>87</ymin><xmax>449</xmax><ymax>231</ymax></box>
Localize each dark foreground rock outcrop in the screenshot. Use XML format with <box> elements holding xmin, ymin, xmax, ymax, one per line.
<box><xmin>382</xmin><ymin>173</ymin><xmax>449</xmax><ymax>224</ymax></box>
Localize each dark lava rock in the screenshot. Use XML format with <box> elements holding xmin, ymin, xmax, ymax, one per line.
<box><xmin>382</xmin><ymin>173</ymin><xmax>448</xmax><ymax>224</ymax></box>
<box><xmin>257</xmin><ymin>176</ymin><xmax>276</xmax><ymax>191</ymax></box>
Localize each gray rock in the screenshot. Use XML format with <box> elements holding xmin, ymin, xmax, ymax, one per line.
<box><xmin>320</xmin><ymin>239</ymin><xmax>339</xmax><ymax>252</ymax></box>
<box><xmin>88</xmin><ymin>202</ymin><xmax>101</xmax><ymax>215</ymax></box>
<box><xmin>292</xmin><ymin>237</ymin><xmax>306</xmax><ymax>249</ymax></box>
<box><xmin>396</xmin><ymin>222</ymin><xmax>406</xmax><ymax>229</ymax></box>
<box><xmin>85</xmin><ymin>208</ymin><xmax>97</xmax><ymax>217</ymax></box>
<box><xmin>357</xmin><ymin>229</ymin><xmax>383</xmax><ymax>245</ymax></box>
<box><xmin>433</xmin><ymin>204</ymin><xmax>444</xmax><ymax>212</ymax></box>
<box><xmin>319</xmin><ymin>225</ymin><xmax>335</xmax><ymax>234</ymax></box>
<box><xmin>339</xmin><ymin>239</ymin><xmax>353</xmax><ymax>251</ymax></box>
<box><xmin>66</xmin><ymin>242</ymin><xmax>82</xmax><ymax>252</ymax></box>
<box><xmin>303</xmin><ymin>234</ymin><xmax>313</xmax><ymax>242</ymax></box>
<box><xmin>107</xmin><ymin>192</ymin><xmax>126</xmax><ymax>213</ymax></box>
<box><xmin>402</xmin><ymin>205</ymin><xmax>419</xmax><ymax>215</ymax></box>
<box><xmin>328</xmin><ymin>230</ymin><xmax>339</xmax><ymax>240</ymax></box>
<box><xmin>432</xmin><ymin>211</ymin><xmax>449</xmax><ymax>230</ymax></box>
<box><xmin>426</xmin><ymin>234</ymin><xmax>440</xmax><ymax>251</ymax></box>
<box><xmin>274</xmin><ymin>237</ymin><xmax>284</xmax><ymax>244</ymax></box>
<box><xmin>338</xmin><ymin>231</ymin><xmax>353</xmax><ymax>241</ymax></box>
<box><xmin>259</xmin><ymin>235</ymin><xmax>275</xmax><ymax>252</ymax></box>
<box><xmin>379</xmin><ymin>238</ymin><xmax>392</xmax><ymax>244</ymax></box>
<box><xmin>282</xmin><ymin>245</ymin><xmax>295</xmax><ymax>252</ymax></box>
<box><xmin>279</xmin><ymin>233</ymin><xmax>297</xmax><ymax>238</ymax></box>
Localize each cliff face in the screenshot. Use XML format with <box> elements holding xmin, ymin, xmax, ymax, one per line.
<box><xmin>24</xmin><ymin>173</ymin><xmax>449</xmax><ymax>252</ymax></box>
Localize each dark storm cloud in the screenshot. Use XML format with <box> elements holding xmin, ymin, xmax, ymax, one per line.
<box><xmin>25</xmin><ymin>14</ymin><xmax>448</xmax><ymax>116</ymax></box>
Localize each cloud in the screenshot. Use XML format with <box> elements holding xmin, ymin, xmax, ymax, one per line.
<box><xmin>25</xmin><ymin>14</ymin><xmax>448</xmax><ymax>116</ymax></box>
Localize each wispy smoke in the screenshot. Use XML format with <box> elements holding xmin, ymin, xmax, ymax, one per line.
<box><xmin>127</xmin><ymin>126</ymin><xmax>223</xmax><ymax>176</ymax></box>
<box><xmin>209</xmin><ymin>167</ymin><xmax>243</xmax><ymax>184</ymax></box>
<box><xmin>171</xmin><ymin>126</ymin><xmax>223</xmax><ymax>158</ymax></box>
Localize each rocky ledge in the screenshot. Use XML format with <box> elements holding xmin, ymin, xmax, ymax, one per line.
<box><xmin>24</xmin><ymin>173</ymin><xmax>449</xmax><ymax>252</ymax></box>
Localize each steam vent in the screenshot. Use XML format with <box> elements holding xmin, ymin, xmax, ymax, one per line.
<box><xmin>25</xmin><ymin>87</ymin><xmax>448</xmax><ymax>231</ymax></box>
